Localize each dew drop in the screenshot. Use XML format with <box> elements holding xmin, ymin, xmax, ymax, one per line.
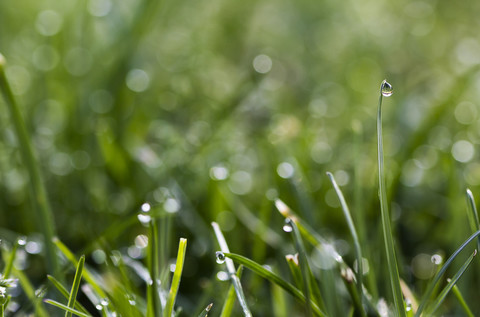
<box><xmin>282</xmin><ymin>219</ymin><xmax>293</xmax><ymax>233</ymax></box>
<box><xmin>215</xmin><ymin>251</ymin><xmax>226</xmax><ymax>264</ymax></box>
<box><xmin>431</xmin><ymin>254</ymin><xmax>443</xmax><ymax>265</ymax></box>
<box><xmin>96</xmin><ymin>305</ymin><xmax>103</xmax><ymax>311</ymax></box>
<box><xmin>381</xmin><ymin>80</ymin><xmax>393</xmax><ymax>97</ymax></box>
<box><xmin>17</xmin><ymin>237</ymin><xmax>27</xmax><ymax>246</ymax></box>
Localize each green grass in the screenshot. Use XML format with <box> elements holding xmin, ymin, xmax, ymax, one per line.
<box><xmin>1</xmin><ymin>0</ymin><xmax>480</xmax><ymax>315</ymax></box>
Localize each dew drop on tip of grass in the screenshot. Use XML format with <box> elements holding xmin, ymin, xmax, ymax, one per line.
<box><xmin>381</xmin><ymin>80</ymin><xmax>393</xmax><ymax>97</ymax></box>
<box><xmin>17</xmin><ymin>237</ymin><xmax>27</xmax><ymax>246</ymax></box>
<box><xmin>141</xmin><ymin>202</ymin><xmax>151</xmax><ymax>212</ymax></box>
<box><xmin>96</xmin><ymin>305</ymin><xmax>103</xmax><ymax>311</ymax></box>
<box><xmin>431</xmin><ymin>254</ymin><xmax>442</xmax><ymax>265</ymax></box>
<box><xmin>215</xmin><ymin>251</ymin><xmax>226</xmax><ymax>264</ymax></box>
<box><xmin>282</xmin><ymin>218</ymin><xmax>293</xmax><ymax>233</ymax></box>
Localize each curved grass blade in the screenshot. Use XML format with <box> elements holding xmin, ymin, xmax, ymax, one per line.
<box><xmin>47</xmin><ymin>275</ymin><xmax>90</xmax><ymax>315</ymax></box>
<box><xmin>212</xmin><ymin>222</ymin><xmax>252</xmax><ymax>317</ymax></box>
<box><xmin>327</xmin><ymin>171</ymin><xmax>364</xmax><ymax>315</ymax></box>
<box><xmin>65</xmin><ymin>255</ymin><xmax>85</xmax><ymax>317</ymax></box>
<box><xmin>220</xmin><ymin>265</ymin><xmax>243</xmax><ymax>317</ymax></box>
<box><xmin>377</xmin><ymin>80</ymin><xmax>406</xmax><ymax>317</ymax></box>
<box><xmin>164</xmin><ymin>238</ymin><xmax>187</xmax><ymax>317</ymax></box>
<box><xmin>198</xmin><ymin>303</ymin><xmax>213</xmax><ymax>317</ymax></box>
<box><xmin>0</xmin><ymin>53</ymin><xmax>59</xmax><ymax>278</ymax></box>
<box><xmin>466</xmin><ymin>189</ymin><xmax>480</xmax><ymax>250</ymax></box>
<box><xmin>426</xmin><ymin>250</ymin><xmax>477</xmax><ymax>315</ymax></box>
<box><xmin>44</xmin><ymin>299</ymin><xmax>92</xmax><ymax>317</ymax></box>
<box><xmin>451</xmin><ymin>281</ymin><xmax>475</xmax><ymax>317</ymax></box>
<box><xmin>222</xmin><ymin>252</ymin><xmax>326</xmax><ymax>317</ymax></box>
<box><xmin>415</xmin><ymin>229</ymin><xmax>480</xmax><ymax>316</ymax></box>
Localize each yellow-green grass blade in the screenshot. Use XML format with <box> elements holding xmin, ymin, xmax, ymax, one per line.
<box><xmin>47</xmin><ymin>275</ymin><xmax>90</xmax><ymax>315</ymax></box>
<box><xmin>450</xmin><ymin>281</ymin><xmax>474</xmax><ymax>317</ymax></box>
<box><xmin>220</xmin><ymin>265</ymin><xmax>243</xmax><ymax>317</ymax></box>
<box><xmin>44</xmin><ymin>299</ymin><xmax>92</xmax><ymax>317</ymax></box>
<box><xmin>164</xmin><ymin>238</ymin><xmax>187</xmax><ymax>317</ymax></box>
<box><xmin>65</xmin><ymin>255</ymin><xmax>85</xmax><ymax>317</ymax></box>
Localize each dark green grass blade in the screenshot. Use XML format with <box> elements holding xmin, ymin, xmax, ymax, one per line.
<box><xmin>220</xmin><ymin>265</ymin><xmax>243</xmax><ymax>317</ymax></box>
<box><xmin>327</xmin><ymin>171</ymin><xmax>364</xmax><ymax>314</ymax></box>
<box><xmin>377</xmin><ymin>80</ymin><xmax>405</xmax><ymax>317</ymax></box>
<box><xmin>164</xmin><ymin>238</ymin><xmax>187</xmax><ymax>317</ymax></box>
<box><xmin>65</xmin><ymin>255</ymin><xmax>85</xmax><ymax>317</ymax></box>
<box><xmin>44</xmin><ymin>299</ymin><xmax>92</xmax><ymax>317</ymax></box>
<box><xmin>147</xmin><ymin>217</ymin><xmax>162</xmax><ymax>317</ymax></box>
<box><xmin>415</xmin><ymin>229</ymin><xmax>480</xmax><ymax>316</ymax></box>
<box><xmin>222</xmin><ymin>252</ymin><xmax>326</xmax><ymax>317</ymax></box>
<box><xmin>451</xmin><ymin>282</ymin><xmax>475</xmax><ymax>317</ymax></box>
<box><xmin>212</xmin><ymin>222</ymin><xmax>252</xmax><ymax>317</ymax></box>
<box><xmin>47</xmin><ymin>275</ymin><xmax>90</xmax><ymax>315</ymax></box>
<box><xmin>466</xmin><ymin>189</ymin><xmax>480</xmax><ymax>250</ymax></box>
<box><xmin>426</xmin><ymin>250</ymin><xmax>477</xmax><ymax>315</ymax></box>
<box><xmin>198</xmin><ymin>303</ymin><xmax>213</xmax><ymax>317</ymax></box>
<box><xmin>0</xmin><ymin>53</ymin><xmax>59</xmax><ymax>278</ymax></box>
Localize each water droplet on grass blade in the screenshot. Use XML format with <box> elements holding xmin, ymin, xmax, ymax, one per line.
<box><xmin>282</xmin><ymin>218</ymin><xmax>293</xmax><ymax>232</ymax></box>
<box><xmin>17</xmin><ymin>237</ymin><xmax>27</xmax><ymax>246</ymax></box>
<box><xmin>381</xmin><ymin>80</ymin><xmax>393</xmax><ymax>97</ymax></box>
<box><xmin>215</xmin><ymin>251</ymin><xmax>226</xmax><ymax>264</ymax></box>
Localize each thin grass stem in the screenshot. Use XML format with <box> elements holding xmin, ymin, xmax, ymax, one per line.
<box><xmin>164</xmin><ymin>238</ymin><xmax>187</xmax><ymax>317</ymax></box>
<box><xmin>65</xmin><ymin>255</ymin><xmax>85</xmax><ymax>317</ymax></box>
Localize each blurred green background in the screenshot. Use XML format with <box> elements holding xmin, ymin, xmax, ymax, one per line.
<box><xmin>1</xmin><ymin>0</ymin><xmax>480</xmax><ymax>315</ymax></box>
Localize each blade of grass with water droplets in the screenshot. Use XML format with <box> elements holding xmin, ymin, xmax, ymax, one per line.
<box><xmin>466</xmin><ymin>189</ymin><xmax>480</xmax><ymax>250</ymax></box>
<box><xmin>222</xmin><ymin>252</ymin><xmax>326</xmax><ymax>317</ymax></box>
<box><xmin>450</xmin><ymin>281</ymin><xmax>475</xmax><ymax>317</ymax></box>
<box><xmin>0</xmin><ymin>53</ymin><xmax>59</xmax><ymax>278</ymax></box>
<box><xmin>47</xmin><ymin>275</ymin><xmax>90</xmax><ymax>315</ymax></box>
<box><xmin>44</xmin><ymin>299</ymin><xmax>92</xmax><ymax>317</ymax></box>
<box><xmin>65</xmin><ymin>255</ymin><xmax>85</xmax><ymax>317</ymax></box>
<box><xmin>415</xmin><ymin>229</ymin><xmax>480</xmax><ymax>317</ymax></box>
<box><xmin>211</xmin><ymin>222</ymin><xmax>252</xmax><ymax>317</ymax></box>
<box><xmin>426</xmin><ymin>250</ymin><xmax>477</xmax><ymax>315</ymax></box>
<box><xmin>220</xmin><ymin>266</ymin><xmax>243</xmax><ymax>317</ymax></box>
<box><xmin>198</xmin><ymin>303</ymin><xmax>213</xmax><ymax>317</ymax></box>
<box><xmin>377</xmin><ymin>80</ymin><xmax>406</xmax><ymax>317</ymax></box>
<box><xmin>326</xmin><ymin>172</ymin><xmax>364</xmax><ymax>312</ymax></box>
<box><xmin>164</xmin><ymin>238</ymin><xmax>187</xmax><ymax>317</ymax></box>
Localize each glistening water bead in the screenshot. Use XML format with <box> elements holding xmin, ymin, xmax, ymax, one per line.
<box><xmin>282</xmin><ymin>218</ymin><xmax>293</xmax><ymax>233</ymax></box>
<box><xmin>216</xmin><ymin>251</ymin><xmax>226</xmax><ymax>264</ymax></box>
<box><xmin>381</xmin><ymin>80</ymin><xmax>393</xmax><ymax>97</ymax></box>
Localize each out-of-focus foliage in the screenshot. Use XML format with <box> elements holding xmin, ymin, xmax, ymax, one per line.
<box><xmin>1</xmin><ymin>0</ymin><xmax>480</xmax><ymax>315</ymax></box>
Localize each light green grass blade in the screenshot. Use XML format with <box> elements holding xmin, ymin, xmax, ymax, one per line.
<box><xmin>147</xmin><ymin>216</ymin><xmax>162</xmax><ymax>317</ymax></box>
<box><xmin>53</xmin><ymin>238</ymin><xmax>108</xmax><ymax>299</ymax></box>
<box><xmin>198</xmin><ymin>303</ymin><xmax>213</xmax><ymax>317</ymax></box>
<box><xmin>212</xmin><ymin>222</ymin><xmax>252</xmax><ymax>317</ymax></box>
<box><xmin>44</xmin><ymin>299</ymin><xmax>92</xmax><ymax>317</ymax></box>
<box><xmin>164</xmin><ymin>238</ymin><xmax>187</xmax><ymax>317</ymax></box>
<box><xmin>450</xmin><ymin>281</ymin><xmax>475</xmax><ymax>317</ymax></box>
<box><xmin>415</xmin><ymin>229</ymin><xmax>480</xmax><ymax>316</ymax></box>
<box><xmin>65</xmin><ymin>255</ymin><xmax>85</xmax><ymax>317</ymax></box>
<box><xmin>0</xmin><ymin>53</ymin><xmax>59</xmax><ymax>278</ymax></box>
<box><xmin>285</xmin><ymin>254</ymin><xmax>303</xmax><ymax>289</ymax></box>
<box><xmin>47</xmin><ymin>275</ymin><xmax>90</xmax><ymax>315</ymax></box>
<box><xmin>2</xmin><ymin>241</ymin><xmax>19</xmax><ymax>278</ymax></box>
<box><xmin>426</xmin><ymin>250</ymin><xmax>477</xmax><ymax>315</ymax></box>
<box><xmin>377</xmin><ymin>80</ymin><xmax>405</xmax><ymax>317</ymax></box>
<box><xmin>220</xmin><ymin>265</ymin><xmax>243</xmax><ymax>317</ymax></box>
<box><xmin>466</xmin><ymin>189</ymin><xmax>480</xmax><ymax>250</ymax></box>
<box><xmin>327</xmin><ymin>171</ymin><xmax>365</xmax><ymax>315</ymax></box>
<box><xmin>222</xmin><ymin>252</ymin><xmax>326</xmax><ymax>317</ymax></box>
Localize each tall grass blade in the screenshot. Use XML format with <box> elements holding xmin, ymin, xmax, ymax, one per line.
<box><xmin>65</xmin><ymin>255</ymin><xmax>85</xmax><ymax>317</ymax></box>
<box><xmin>147</xmin><ymin>216</ymin><xmax>162</xmax><ymax>317</ymax></box>
<box><xmin>44</xmin><ymin>299</ymin><xmax>92</xmax><ymax>317</ymax></box>
<box><xmin>326</xmin><ymin>172</ymin><xmax>364</xmax><ymax>308</ymax></box>
<box><xmin>450</xmin><ymin>281</ymin><xmax>475</xmax><ymax>317</ymax></box>
<box><xmin>426</xmin><ymin>250</ymin><xmax>477</xmax><ymax>315</ymax></box>
<box><xmin>2</xmin><ymin>242</ymin><xmax>19</xmax><ymax>279</ymax></box>
<box><xmin>220</xmin><ymin>265</ymin><xmax>243</xmax><ymax>317</ymax></box>
<box><xmin>211</xmin><ymin>222</ymin><xmax>252</xmax><ymax>317</ymax></box>
<box><xmin>11</xmin><ymin>267</ymin><xmax>49</xmax><ymax>317</ymax></box>
<box><xmin>198</xmin><ymin>303</ymin><xmax>213</xmax><ymax>317</ymax></box>
<box><xmin>415</xmin><ymin>229</ymin><xmax>480</xmax><ymax>316</ymax></box>
<box><xmin>0</xmin><ymin>53</ymin><xmax>59</xmax><ymax>278</ymax></box>
<box><xmin>377</xmin><ymin>79</ymin><xmax>405</xmax><ymax>316</ymax></box>
<box><xmin>222</xmin><ymin>252</ymin><xmax>326</xmax><ymax>317</ymax></box>
<box><xmin>164</xmin><ymin>238</ymin><xmax>187</xmax><ymax>317</ymax></box>
<box><xmin>47</xmin><ymin>275</ymin><xmax>90</xmax><ymax>315</ymax></box>
<box><xmin>466</xmin><ymin>189</ymin><xmax>480</xmax><ymax>250</ymax></box>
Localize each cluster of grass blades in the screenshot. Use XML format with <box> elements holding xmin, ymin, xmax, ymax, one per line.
<box><xmin>2</xmin><ymin>48</ymin><xmax>480</xmax><ymax>315</ymax></box>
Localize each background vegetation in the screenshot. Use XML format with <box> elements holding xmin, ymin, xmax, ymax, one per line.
<box><xmin>1</xmin><ymin>0</ymin><xmax>480</xmax><ymax>315</ymax></box>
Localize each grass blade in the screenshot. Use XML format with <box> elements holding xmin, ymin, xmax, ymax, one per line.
<box><xmin>198</xmin><ymin>303</ymin><xmax>213</xmax><ymax>317</ymax></box>
<box><xmin>220</xmin><ymin>265</ymin><xmax>243</xmax><ymax>317</ymax></box>
<box><xmin>65</xmin><ymin>255</ymin><xmax>85</xmax><ymax>317</ymax></box>
<box><xmin>415</xmin><ymin>229</ymin><xmax>480</xmax><ymax>316</ymax></box>
<box><xmin>0</xmin><ymin>53</ymin><xmax>59</xmax><ymax>278</ymax></box>
<box><xmin>377</xmin><ymin>79</ymin><xmax>406</xmax><ymax>316</ymax></box>
<box><xmin>3</xmin><ymin>241</ymin><xmax>19</xmax><ymax>279</ymax></box>
<box><xmin>164</xmin><ymin>238</ymin><xmax>187</xmax><ymax>317</ymax></box>
<box><xmin>44</xmin><ymin>299</ymin><xmax>92</xmax><ymax>317</ymax></box>
<box><xmin>47</xmin><ymin>275</ymin><xmax>90</xmax><ymax>315</ymax></box>
<box><xmin>450</xmin><ymin>281</ymin><xmax>475</xmax><ymax>317</ymax></box>
<box><xmin>212</xmin><ymin>222</ymin><xmax>252</xmax><ymax>317</ymax></box>
<box><xmin>327</xmin><ymin>171</ymin><xmax>365</xmax><ymax>315</ymax></box>
<box><xmin>426</xmin><ymin>250</ymin><xmax>477</xmax><ymax>315</ymax></box>
<box><xmin>466</xmin><ymin>189</ymin><xmax>480</xmax><ymax>250</ymax></box>
<box><xmin>222</xmin><ymin>252</ymin><xmax>327</xmax><ymax>317</ymax></box>
<box><xmin>147</xmin><ymin>216</ymin><xmax>162</xmax><ymax>317</ymax></box>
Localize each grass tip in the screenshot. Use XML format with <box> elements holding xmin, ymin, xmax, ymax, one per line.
<box><xmin>206</xmin><ymin>303</ymin><xmax>213</xmax><ymax>311</ymax></box>
<box><xmin>0</xmin><ymin>53</ymin><xmax>5</xmax><ymax>68</ymax></box>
